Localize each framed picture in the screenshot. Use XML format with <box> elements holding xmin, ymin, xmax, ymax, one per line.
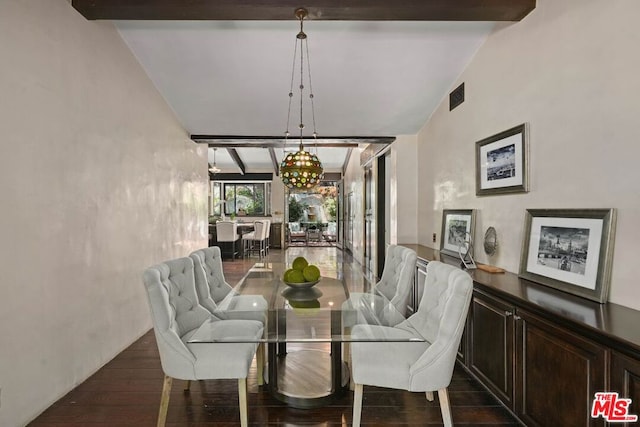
<box><xmin>519</xmin><ymin>209</ymin><xmax>617</xmax><ymax>303</ymax></box>
<box><xmin>476</xmin><ymin>123</ymin><xmax>529</xmax><ymax>196</ymax></box>
<box><xmin>440</xmin><ymin>209</ymin><xmax>476</xmax><ymax>258</ymax></box>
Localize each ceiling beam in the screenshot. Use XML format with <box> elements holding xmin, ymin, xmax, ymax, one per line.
<box><xmin>192</xmin><ymin>136</ymin><xmax>395</xmax><ymax>148</ymax></box>
<box><xmin>226</xmin><ymin>148</ymin><xmax>246</xmax><ymax>175</ymax></box>
<box><xmin>71</xmin><ymin>0</ymin><xmax>535</xmax><ymax>21</ymax></box>
<box><xmin>268</xmin><ymin>148</ymin><xmax>280</xmax><ymax>176</ymax></box>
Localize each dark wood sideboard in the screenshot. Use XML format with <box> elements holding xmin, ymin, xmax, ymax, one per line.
<box><xmin>399</xmin><ymin>243</ymin><xmax>640</xmax><ymax>427</ymax></box>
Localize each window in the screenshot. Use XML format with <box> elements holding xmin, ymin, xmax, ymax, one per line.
<box><xmin>210</xmin><ymin>182</ymin><xmax>222</xmax><ymax>216</ymax></box>
<box><xmin>223</xmin><ymin>182</ymin><xmax>270</xmax><ymax>216</ymax></box>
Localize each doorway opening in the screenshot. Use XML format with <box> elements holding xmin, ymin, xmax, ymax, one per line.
<box><xmin>285</xmin><ymin>181</ymin><xmax>340</xmax><ymax>248</ymax></box>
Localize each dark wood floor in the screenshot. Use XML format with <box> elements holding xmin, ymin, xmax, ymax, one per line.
<box><xmin>29</xmin><ymin>248</ymin><xmax>521</xmax><ymax>426</ymax></box>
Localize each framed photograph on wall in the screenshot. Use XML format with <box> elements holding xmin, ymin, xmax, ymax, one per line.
<box><xmin>476</xmin><ymin>123</ymin><xmax>529</xmax><ymax>196</ymax></box>
<box><xmin>519</xmin><ymin>209</ymin><xmax>617</xmax><ymax>303</ymax></box>
<box><xmin>440</xmin><ymin>209</ymin><xmax>476</xmax><ymax>258</ymax></box>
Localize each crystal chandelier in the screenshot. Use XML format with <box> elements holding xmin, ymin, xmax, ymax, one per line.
<box><xmin>280</xmin><ymin>8</ymin><xmax>324</xmax><ymax>190</ymax></box>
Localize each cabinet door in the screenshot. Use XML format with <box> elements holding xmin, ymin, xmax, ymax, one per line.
<box><xmin>457</xmin><ymin>314</ymin><xmax>469</xmax><ymax>365</ymax></box>
<box><xmin>610</xmin><ymin>351</ymin><xmax>640</xmax><ymax>426</ymax></box>
<box><xmin>469</xmin><ymin>291</ymin><xmax>515</xmax><ymax>407</ymax></box>
<box><xmin>271</xmin><ymin>223</ymin><xmax>282</xmax><ymax>248</ymax></box>
<box><xmin>516</xmin><ymin>309</ymin><xmax>606</xmax><ymax>427</ymax></box>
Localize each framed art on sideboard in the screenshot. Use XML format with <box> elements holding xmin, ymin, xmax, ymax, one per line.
<box><xmin>440</xmin><ymin>209</ymin><xmax>476</xmax><ymax>258</ymax></box>
<box><xmin>518</xmin><ymin>208</ymin><xmax>616</xmax><ymax>303</ymax></box>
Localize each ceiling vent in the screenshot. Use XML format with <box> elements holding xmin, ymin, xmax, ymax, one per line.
<box><xmin>449</xmin><ymin>82</ymin><xmax>465</xmax><ymax>111</ymax></box>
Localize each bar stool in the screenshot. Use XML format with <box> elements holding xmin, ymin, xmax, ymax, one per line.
<box><xmin>264</xmin><ymin>219</ymin><xmax>271</xmax><ymax>253</ymax></box>
<box><xmin>216</xmin><ymin>221</ymin><xmax>240</xmax><ymax>260</ymax></box>
<box><xmin>242</xmin><ymin>220</ymin><xmax>267</xmax><ymax>259</ymax></box>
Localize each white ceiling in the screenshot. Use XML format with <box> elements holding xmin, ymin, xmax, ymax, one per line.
<box><xmin>115</xmin><ymin>20</ymin><xmax>496</xmax><ymax>173</ymax></box>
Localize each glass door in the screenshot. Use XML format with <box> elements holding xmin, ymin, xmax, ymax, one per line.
<box><xmin>364</xmin><ymin>166</ymin><xmax>374</xmax><ymax>275</ymax></box>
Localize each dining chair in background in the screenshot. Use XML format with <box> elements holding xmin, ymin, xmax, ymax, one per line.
<box><xmin>323</xmin><ymin>221</ymin><xmax>337</xmax><ymax>242</ymax></box>
<box><xmin>143</xmin><ymin>256</ymin><xmax>263</xmax><ymax>427</ymax></box>
<box><xmin>264</xmin><ymin>219</ymin><xmax>271</xmax><ymax>253</ymax></box>
<box><xmin>216</xmin><ymin>220</ymin><xmax>240</xmax><ymax>260</ymax></box>
<box><xmin>242</xmin><ymin>220</ymin><xmax>268</xmax><ymax>259</ymax></box>
<box><xmin>306</xmin><ymin>223</ymin><xmax>322</xmax><ymax>243</ymax></box>
<box><xmin>350</xmin><ymin>261</ymin><xmax>473</xmax><ymax>427</ymax></box>
<box><xmin>287</xmin><ymin>222</ymin><xmax>307</xmax><ymax>244</ymax></box>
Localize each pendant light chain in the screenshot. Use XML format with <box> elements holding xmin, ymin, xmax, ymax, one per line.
<box><xmin>279</xmin><ymin>8</ymin><xmax>324</xmax><ymax>190</ymax></box>
<box><xmin>285</xmin><ymin>39</ymin><xmax>298</xmax><ymax>141</ymax></box>
<box><xmin>305</xmin><ymin>39</ymin><xmax>318</xmax><ymax>140</ymax></box>
<box><xmin>299</xmin><ymin>30</ymin><xmax>305</xmax><ymax>149</ymax></box>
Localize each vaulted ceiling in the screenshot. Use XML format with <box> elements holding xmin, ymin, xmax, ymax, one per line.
<box><xmin>72</xmin><ymin>0</ymin><xmax>535</xmax><ymax>174</ymax></box>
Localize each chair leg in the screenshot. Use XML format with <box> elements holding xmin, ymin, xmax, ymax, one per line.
<box><xmin>157</xmin><ymin>375</ymin><xmax>172</xmax><ymax>427</ymax></box>
<box><xmin>238</xmin><ymin>378</ymin><xmax>248</xmax><ymax>427</ymax></box>
<box><xmin>438</xmin><ymin>388</ymin><xmax>453</xmax><ymax>427</ymax></box>
<box><xmin>184</xmin><ymin>380</ymin><xmax>191</xmax><ymax>392</ymax></box>
<box><xmin>342</xmin><ymin>327</ymin><xmax>355</xmax><ymax>390</ymax></box>
<box><xmin>425</xmin><ymin>391</ymin><xmax>434</xmax><ymax>401</ymax></box>
<box><xmin>353</xmin><ymin>383</ymin><xmax>363</xmax><ymax>427</ymax></box>
<box><xmin>256</xmin><ymin>343</ymin><xmax>264</xmax><ymax>386</ymax></box>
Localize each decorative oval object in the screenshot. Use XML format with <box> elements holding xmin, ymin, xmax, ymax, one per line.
<box><xmin>483</xmin><ymin>226</ymin><xmax>498</xmax><ymax>256</ymax></box>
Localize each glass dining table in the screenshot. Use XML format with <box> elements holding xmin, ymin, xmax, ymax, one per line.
<box><xmin>188</xmin><ymin>259</ymin><xmax>425</xmax><ymax>408</ymax></box>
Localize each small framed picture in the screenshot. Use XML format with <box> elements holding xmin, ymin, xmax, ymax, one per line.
<box><xmin>476</xmin><ymin>123</ymin><xmax>529</xmax><ymax>196</ymax></box>
<box><xmin>519</xmin><ymin>209</ymin><xmax>617</xmax><ymax>303</ymax></box>
<box><xmin>440</xmin><ymin>209</ymin><xmax>476</xmax><ymax>258</ymax></box>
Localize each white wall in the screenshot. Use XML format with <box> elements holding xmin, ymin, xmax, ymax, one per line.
<box><xmin>0</xmin><ymin>1</ymin><xmax>207</xmax><ymax>425</ymax></box>
<box><xmin>344</xmin><ymin>136</ymin><xmax>417</xmax><ymax>265</ymax></box>
<box><xmin>417</xmin><ymin>0</ymin><xmax>640</xmax><ymax>309</ymax></box>
<box><xmin>392</xmin><ymin>135</ymin><xmax>418</xmax><ymax>244</ymax></box>
<box><xmin>271</xmin><ymin>176</ymin><xmax>286</xmax><ymax>220</ymax></box>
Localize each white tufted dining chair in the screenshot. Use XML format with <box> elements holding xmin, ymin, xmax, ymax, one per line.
<box><xmin>343</xmin><ymin>245</ymin><xmax>417</xmax><ymax>327</ymax></box>
<box><xmin>189</xmin><ymin>246</ymin><xmax>268</xmax><ymax>322</ymax></box>
<box><xmin>143</xmin><ymin>256</ymin><xmax>263</xmax><ymax>427</ymax></box>
<box><xmin>350</xmin><ymin>261</ymin><xmax>473</xmax><ymax>427</ymax></box>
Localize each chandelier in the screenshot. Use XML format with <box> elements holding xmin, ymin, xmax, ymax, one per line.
<box><xmin>280</xmin><ymin>8</ymin><xmax>324</xmax><ymax>190</ymax></box>
<box><xmin>209</xmin><ymin>147</ymin><xmax>221</xmax><ymax>174</ymax></box>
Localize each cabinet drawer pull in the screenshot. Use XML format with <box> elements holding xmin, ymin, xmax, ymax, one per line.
<box><xmin>513</xmin><ymin>315</ymin><xmax>521</xmax><ymax>321</ymax></box>
<box><xmin>504</xmin><ymin>311</ymin><xmax>513</xmax><ymax>317</ymax></box>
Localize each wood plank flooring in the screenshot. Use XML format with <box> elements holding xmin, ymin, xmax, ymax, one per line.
<box><xmin>28</xmin><ymin>248</ymin><xmax>521</xmax><ymax>426</ymax></box>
